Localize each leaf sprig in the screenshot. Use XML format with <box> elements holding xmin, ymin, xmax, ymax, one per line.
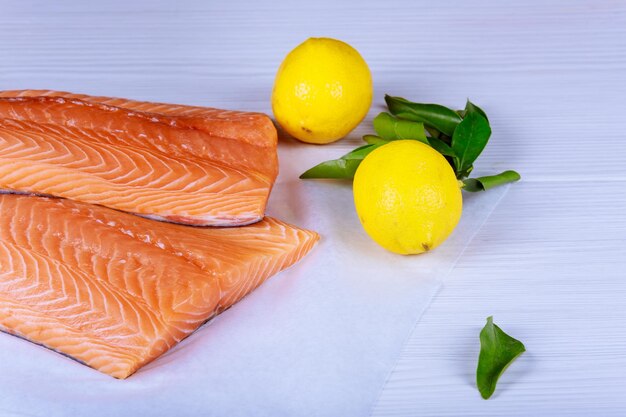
<box><xmin>300</xmin><ymin>95</ymin><xmax>520</xmax><ymax>192</ymax></box>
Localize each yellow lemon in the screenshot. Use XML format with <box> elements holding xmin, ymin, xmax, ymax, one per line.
<box><xmin>271</xmin><ymin>37</ymin><xmax>372</xmax><ymax>144</ymax></box>
<box><xmin>353</xmin><ymin>140</ymin><xmax>462</xmax><ymax>255</ymax></box>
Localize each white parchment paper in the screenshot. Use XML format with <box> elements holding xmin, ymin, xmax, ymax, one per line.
<box><xmin>0</xmin><ymin>141</ymin><xmax>507</xmax><ymax>417</ymax></box>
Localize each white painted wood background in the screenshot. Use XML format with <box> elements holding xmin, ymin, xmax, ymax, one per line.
<box><xmin>1</xmin><ymin>0</ymin><xmax>625</xmax><ymax>416</ymax></box>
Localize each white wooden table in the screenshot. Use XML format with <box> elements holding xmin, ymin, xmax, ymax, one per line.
<box><xmin>1</xmin><ymin>1</ymin><xmax>625</xmax><ymax>415</ymax></box>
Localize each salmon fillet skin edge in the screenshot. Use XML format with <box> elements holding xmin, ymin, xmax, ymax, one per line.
<box><xmin>0</xmin><ymin>90</ymin><xmax>279</xmax><ymax>226</ymax></box>
<box><xmin>0</xmin><ymin>194</ymin><xmax>319</xmax><ymax>378</ymax></box>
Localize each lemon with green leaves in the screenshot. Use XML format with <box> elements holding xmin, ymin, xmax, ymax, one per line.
<box><xmin>300</xmin><ymin>95</ymin><xmax>520</xmax><ymax>255</ymax></box>
<box><xmin>272</xmin><ymin>37</ymin><xmax>372</xmax><ymax>144</ymax></box>
<box><xmin>353</xmin><ymin>140</ymin><xmax>462</xmax><ymax>255</ymax></box>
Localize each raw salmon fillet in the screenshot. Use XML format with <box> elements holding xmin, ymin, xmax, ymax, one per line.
<box><xmin>0</xmin><ymin>90</ymin><xmax>278</xmax><ymax>226</ymax></box>
<box><xmin>0</xmin><ymin>194</ymin><xmax>318</xmax><ymax>378</ymax></box>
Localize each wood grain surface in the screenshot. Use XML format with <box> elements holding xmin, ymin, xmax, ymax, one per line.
<box><xmin>1</xmin><ymin>0</ymin><xmax>625</xmax><ymax>415</ymax></box>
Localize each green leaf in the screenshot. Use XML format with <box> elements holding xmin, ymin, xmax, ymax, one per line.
<box><xmin>425</xmin><ymin>136</ymin><xmax>459</xmax><ymax>170</ymax></box>
<box><xmin>373</xmin><ymin>112</ymin><xmax>427</xmax><ymax>141</ymax></box>
<box><xmin>451</xmin><ymin>112</ymin><xmax>491</xmax><ymax>174</ymax></box>
<box><xmin>367</xmin><ymin>126</ymin><xmax>460</xmax><ymax>170</ymax></box>
<box><xmin>363</xmin><ymin>135</ymin><xmax>388</xmax><ymax>145</ymax></box>
<box><xmin>426</xmin><ymin>136</ymin><xmax>457</xmax><ymax>158</ymax></box>
<box><xmin>298</xmin><ymin>159</ymin><xmax>362</xmax><ymax>179</ymax></box>
<box><xmin>385</xmin><ymin>95</ymin><xmax>462</xmax><ymax>137</ymax></box>
<box><xmin>477</xmin><ymin>317</ymin><xmax>526</xmax><ymax>399</ymax></box>
<box><xmin>465</xmin><ymin>99</ymin><xmax>489</xmax><ymax>122</ymax></box>
<box><xmin>425</xmin><ymin>125</ymin><xmax>446</xmax><ymax>141</ymax></box>
<box><xmin>341</xmin><ymin>144</ymin><xmax>379</xmax><ymax>159</ymax></box>
<box><xmin>462</xmin><ymin>170</ymin><xmax>521</xmax><ymax>192</ymax></box>
<box><xmin>299</xmin><ymin>144</ymin><xmax>381</xmax><ymax>179</ymax></box>
<box><xmin>456</xmin><ymin>165</ymin><xmax>474</xmax><ymax>179</ymax></box>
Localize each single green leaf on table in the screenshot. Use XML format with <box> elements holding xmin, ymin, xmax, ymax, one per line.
<box><xmin>451</xmin><ymin>111</ymin><xmax>492</xmax><ymax>175</ymax></box>
<box><xmin>385</xmin><ymin>95</ymin><xmax>462</xmax><ymax>137</ymax></box>
<box><xmin>372</xmin><ymin>112</ymin><xmax>427</xmax><ymax>141</ymax></box>
<box><xmin>477</xmin><ymin>317</ymin><xmax>526</xmax><ymax>399</ymax></box>
<box><xmin>463</xmin><ymin>170</ymin><xmax>521</xmax><ymax>192</ymax></box>
<box><xmin>299</xmin><ymin>144</ymin><xmax>381</xmax><ymax>179</ymax></box>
